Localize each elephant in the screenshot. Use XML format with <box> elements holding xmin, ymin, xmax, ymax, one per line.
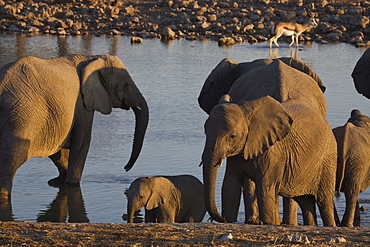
<box><xmin>126</xmin><ymin>175</ymin><xmax>206</xmax><ymax>223</ymax></box>
<box><xmin>198</xmin><ymin>57</ymin><xmax>337</xmax><ymax>226</ymax></box>
<box><xmin>0</xmin><ymin>55</ymin><xmax>149</xmax><ymax>199</ymax></box>
<box><xmin>332</xmin><ymin>109</ymin><xmax>370</xmax><ymax>227</ymax></box>
<box><xmin>352</xmin><ymin>48</ymin><xmax>370</xmax><ymax>99</ymax></box>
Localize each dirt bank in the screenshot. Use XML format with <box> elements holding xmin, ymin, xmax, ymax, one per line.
<box><xmin>0</xmin><ymin>221</ymin><xmax>369</xmax><ymax>246</ymax></box>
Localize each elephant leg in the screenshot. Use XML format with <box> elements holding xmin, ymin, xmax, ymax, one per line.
<box><xmin>243</xmin><ymin>177</ymin><xmax>259</xmax><ymax>224</ymax></box>
<box><xmin>294</xmin><ymin>195</ymin><xmax>317</xmax><ymax>225</ymax></box>
<box><xmin>317</xmin><ymin>191</ymin><xmax>336</xmax><ymax>226</ymax></box>
<box><xmin>282</xmin><ymin>197</ymin><xmax>298</xmax><ymax>226</ymax></box>
<box><xmin>222</xmin><ymin>159</ymin><xmax>243</xmax><ymax>222</ymax></box>
<box><xmin>0</xmin><ymin>197</ymin><xmax>13</xmax><ymax>221</ymax></box>
<box><xmin>66</xmin><ymin>112</ymin><xmax>94</xmax><ymax>184</ymax></box>
<box><xmin>144</xmin><ymin>209</ymin><xmax>157</xmax><ymax>223</ymax></box>
<box><xmin>48</xmin><ymin>149</ymin><xmax>69</xmax><ymax>187</ymax></box>
<box><xmin>354</xmin><ymin>200</ymin><xmax>360</xmax><ymax>227</ymax></box>
<box><xmin>0</xmin><ymin>142</ymin><xmax>28</xmax><ymax>199</ymax></box>
<box><xmin>340</xmin><ymin>191</ymin><xmax>359</xmax><ymax>227</ymax></box>
<box><xmin>256</xmin><ymin>182</ymin><xmax>278</xmax><ymax>225</ymax></box>
<box><xmin>156</xmin><ymin>205</ymin><xmax>176</xmax><ymax>223</ymax></box>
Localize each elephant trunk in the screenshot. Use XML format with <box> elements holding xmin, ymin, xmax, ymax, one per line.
<box><xmin>127</xmin><ymin>199</ymin><xmax>138</xmax><ymax>223</ymax></box>
<box><xmin>202</xmin><ymin>147</ymin><xmax>226</xmax><ymax>223</ymax></box>
<box><xmin>124</xmin><ymin>95</ymin><xmax>149</xmax><ymax>172</ymax></box>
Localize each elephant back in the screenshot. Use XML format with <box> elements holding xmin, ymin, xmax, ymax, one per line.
<box><xmin>228</xmin><ymin>59</ymin><xmax>327</xmax><ymax>117</ymax></box>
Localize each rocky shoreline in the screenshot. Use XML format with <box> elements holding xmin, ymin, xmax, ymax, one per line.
<box><xmin>0</xmin><ymin>0</ymin><xmax>370</xmax><ymax>47</ymax></box>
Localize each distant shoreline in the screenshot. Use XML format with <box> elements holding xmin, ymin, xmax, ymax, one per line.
<box><xmin>0</xmin><ymin>0</ymin><xmax>369</xmax><ymax>47</ymax></box>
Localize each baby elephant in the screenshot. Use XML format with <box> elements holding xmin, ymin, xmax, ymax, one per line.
<box><xmin>126</xmin><ymin>175</ymin><xmax>206</xmax><ymax>223</ymax></box>
<box><xmin>333</xmin><ymin>109</ymin><xmax>370</xmax><ymax>227</ymax></box>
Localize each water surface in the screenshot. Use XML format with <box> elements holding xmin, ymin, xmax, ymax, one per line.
<box><xmin>0</xmin><ymin>34</ymin><xmax>369</xmax><ymax>226</ymax></box>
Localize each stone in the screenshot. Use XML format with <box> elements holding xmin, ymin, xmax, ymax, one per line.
<box><xmin>160</xmin><ymin>26</ymin><xmax>176</xmax><ymax>39</ymax></box>
<box><xmin>218</xmin><ymin>37</ymin><xmax>235</xmax><ymax>45</ymax></box>
<box><xmin>130</xmin><ymin>36</ymin><xmax>144</xmax><ymax>43</ymax></box>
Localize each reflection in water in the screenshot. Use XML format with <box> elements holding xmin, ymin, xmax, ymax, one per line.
<box><xmin>57</xmin><ymin>36</ymin><xmax>69</xmax><ymax>56</ymax></box>
<box><xmin>0</xmin><ymin>198</ymin><xmax>14</xmax><ymax>221</ymax></box>
<box><xmin>109</xmin><ymin>35</ymin><xmax>119</xmax><ymax>55</ymax></box>
<box><xmin>122</xmin><ymin>210</ymin><xmax>144</xmax><ymax>223</ymax></box>
<box><xmin>37</xmin><ymin>185</ymin><xmax>89</xmax><ymax>223</ymax></box>
<box><xmin>269</xmin><ymin>47</ymin><xmax>300</xmax><ymax>60</ymax></box>
<box><xmin>16</xmin><ymin>35</ymin><xmax>26</xmax><ymax>58</ymax></box>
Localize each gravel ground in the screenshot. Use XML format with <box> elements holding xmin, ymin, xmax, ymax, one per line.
<box><xmin>0</xmin><ymin>221</ymin><xmax>369</xmax><ymax>246</ymax></box>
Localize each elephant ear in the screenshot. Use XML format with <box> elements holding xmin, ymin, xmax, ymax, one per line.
<box><xmin>146</xmin><ymin>177</ymin><xmax>176</xmax><ymax>210</ymax></box>
<box><xmin>352</xmin><ymin>48</ymin><xmax>370</xmax><ymax>99</ymax></box>
<box><xmin>279</xmin><ymin>57</ymin><xmax>326</xmax><ymax>93</ymax></box>
<box><xmin>198</xmin><ymin>58</ymin><xmax>240</xmax><ymax>114</ymax></box>
<box><xmin>242</xmin><ymin>96</ymin><xmax>293</xmax><ymax>159</ymax></box>
<box><xmin>80</xmin><ymin>57</ymin><xmax>112</xmax><ymax>114</ymax></box>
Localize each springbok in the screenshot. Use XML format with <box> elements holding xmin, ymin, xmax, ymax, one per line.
<box><xmin>269</xmin><ymin>18</ymin><xmax>318</xmax><ymax>48</ymax></box>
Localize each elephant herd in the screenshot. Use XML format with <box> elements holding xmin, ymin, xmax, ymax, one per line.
<box><xmin>0</xmin><ymin>49</ymin><xmax>370</xmax><ymax>227</ymax></box>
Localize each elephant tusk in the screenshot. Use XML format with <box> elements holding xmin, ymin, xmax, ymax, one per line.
<box><xmin>135</xmin><ymin>106</ymin><xmax>142</xmax><ymax>111</ymax></box>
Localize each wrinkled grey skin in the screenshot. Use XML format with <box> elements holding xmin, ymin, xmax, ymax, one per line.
<box><xmin>333</xmin><ymin>109</ymin><xmax>370</xmax><ymax>227</ymax></box>
<box><xmin>0</xmin><ymin>55</ymin><xmax>149</xmax><ymax>199</ymax></box>
<box><xmin>126</xmin><ymin>175</ymin><xmax>206</xmax><ymax>223</ymax></box>
<box><xmin>198</xmin><ymin>58</ymin><xmax>337</xmax><ymax>225</ymax></box>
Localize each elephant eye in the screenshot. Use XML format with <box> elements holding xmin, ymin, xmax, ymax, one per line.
<box><xmin>230</xmin><ymin>134</ymin><xmax>237</xmax><ymax>139</ymax></box>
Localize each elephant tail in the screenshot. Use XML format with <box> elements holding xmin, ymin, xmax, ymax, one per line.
<box><xmin>333</xmin><ymin>124</ymin><xmax>350</xmax><ymax>197</ymax></box>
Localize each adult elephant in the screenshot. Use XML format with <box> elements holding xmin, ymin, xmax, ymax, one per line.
<box><xmin>333</xmin><ymin>109</ymin><xmax>370</xmax><ymax>227</ymax></box>
<box><xmin>0</xmin><ymin>55</ymin><xmax>149</xmax><ymax>199</ymax></box>
<box><xmin>352</xmin><ymin>48</ymin><xmax>370</xmax><ymax>99</ymax></box>
<box><xmin>198</xmin><ymin>58</ymin><xmax>337</xmax><ymax>225</ymax></box>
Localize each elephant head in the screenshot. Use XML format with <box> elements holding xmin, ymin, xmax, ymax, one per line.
<box><xmin>126</xmin><ymin>176</ymin><xmax>180</xmax><ymax>223</ymax></box>
<box><xmin>201</xmin><ymin>95</ymin><xmax>292</xmax><ymax>222</ymax></box>
<box><xmin>352</xmin><ymin>48</ymin><xmax>370</xmax><ymax>99</ymax></box>
<box><xmin>80</xmin><ymin>55</ymin><xmax>149</xmax><ymax>171</ymax></box>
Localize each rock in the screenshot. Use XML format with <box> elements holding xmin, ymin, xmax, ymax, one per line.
<box><xmin>56</xmin><ymin>27</ymin><xmax>66</xmax><ymax>35</ymax></box>
<box><xmin>218</xmin><ymin>37</ymin><xmax>235</xmax><ymax>45</ymax></box>
<box><xmin>130</xmin><ymin>36</ymin><xmax>144</xmax><ymax>44</ymax></box>
<box><xmin>160</xmin><ymin>26</ymin><xmax>176</xmax><ymax>39</ymax></box>
<box><xmin>328</xmin><ymin>237</ymin><xmax>346</xmax><ymax>243</ymax></box>
<box><xmin>111</xmin><ymin>29</ymin><xmax>121</xmax><ymax>35</ymax></box>
<box><xmin>217</xmin><ymin>233</ymin><xmax>233</xmax><ymax>241</ymax></box>
<box><xmin>285</xmin><ymin>233</ymin><xmax>310</xmax><ymax>244</ymax></box>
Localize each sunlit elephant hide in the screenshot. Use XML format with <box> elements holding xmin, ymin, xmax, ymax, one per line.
<box><xmin>0</xmin><ymin>55</ymin><xmax>149</xmax><ymax>199</ymax></box>
<box><xmin>333</xmin><ymin>109</ymin><xmax>370</xmax><ymax>227</ymax></box>
<box><xmin>198</xmin><ymin>57</ymin><xmax>337</xmax><ymax>226</ymax></box>
<box><xmin>126</xmin><ymin>175</ymin><xmax>206</xmax><ymax>223</ymax></box>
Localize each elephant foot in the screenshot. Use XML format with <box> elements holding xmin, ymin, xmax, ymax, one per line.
<box><xmin>48</xmin><ymin>175</ymin><xmax>66</xmax><ymax>187</ymax></box>
<box><xmin>246</xmin><ymin>219</ymin><xmax>263</xmax><ymax>225</ymax></box>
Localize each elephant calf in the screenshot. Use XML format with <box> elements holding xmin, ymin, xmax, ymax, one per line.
<box><xmin>126</xmin><ymin>175</ymin><xmax>206</xmax><ymax>223</ymax></box>
<box><xmin>333</xmin><ymin>109</ymin><xmax>370</xmax><ymax>227</ymax></box>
